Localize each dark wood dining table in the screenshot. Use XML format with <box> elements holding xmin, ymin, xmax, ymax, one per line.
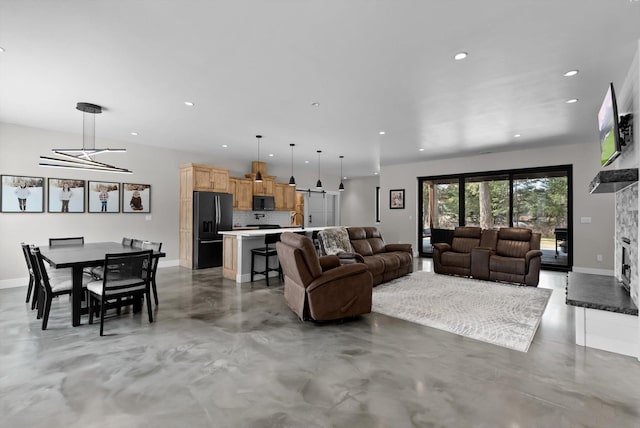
<box><xmin>39</xmin><ymin>242</ymin><xmax>165</xmax><ymax>326</ymax></box>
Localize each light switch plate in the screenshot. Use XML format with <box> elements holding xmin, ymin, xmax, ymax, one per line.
<box><xmin>145</xmin><ymin>215</ymin><xmax>152</xmax><ymax>221</ymax></box>
<box><xmin>580</xmin><ymin>216</ymin><xmax>592</xmax><ymax>224</ymax></box>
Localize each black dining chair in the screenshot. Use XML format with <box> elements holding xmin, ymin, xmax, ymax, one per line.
<box><xmin>20</xmin><ymin>243</ymin><xmax>37</xmax><ymax>308</ymax></box>
<box><xmin>141</xmin><ymin>241</ymin><xmax>162</xmax><ymax>306</ymax></box>
<box><xmin>250</xmin><ymin>233</ymin><xmax>283</xmax><ymax>286</ymax></box>
<box><xmin>49</xmin><ymin>237</ymin><xmax>85</xmax><ymax>246</ymax></box>
<box><xmin>30</xmin><ymin>246</ymin><xmax>90</xmax><ymax>330</ymax></box>
<box><xmin>87</xmin><ymin>250</ymin><xmax>154</xmax><ymax>336</ymax></box>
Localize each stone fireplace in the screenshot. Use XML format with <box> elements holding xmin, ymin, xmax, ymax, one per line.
<box><xmin>615</xmin><ymin>182</ymin><xmax>638</xmax><ymax>306</ymax></box>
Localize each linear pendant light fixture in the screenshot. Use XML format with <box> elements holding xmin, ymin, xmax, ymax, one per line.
<box><xmin>315</xmin><ymin>150</ymin><xmax>323</xmax><ymax>189</ymax></box>
<box><xmin>289</xmin><ymin>143</ymin><xmax>296</xmax><ymax>186</ymax></box>
<box><xmin>255</xmin><ymin>135</ymin><xmax>263</xmax><ymax>182</ymax></box>
<box><xmin>39</xmin><ymin>102</ymin><xmax>132</xmax><ymax>174</ymax></box>
<box><xmin>338</xmin><ymin>155</ymin><xmax>345</xmax><ymax>192</ymax></box>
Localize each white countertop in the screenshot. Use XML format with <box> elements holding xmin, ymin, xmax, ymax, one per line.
<box><xmin>221</xmin><ymin>226</ymin><xmax>330</xmax><ymax>238</ymax></box>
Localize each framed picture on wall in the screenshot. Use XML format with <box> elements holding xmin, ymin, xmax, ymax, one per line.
<box><xmin>1</xmin><ymin>175</ymin><xmax>45</xmax><ymax>213</ymax></box>
<box><xmin>47</xmin><ymin>178</ymin><xmax>85</xmax><ymax>213</ymax></box>
<box><xmin>122</xmin><ymin>183</ymin><xmax>151</xmax><ymax>213</ymax></box>
<box><xmin>88</xmin><ymin>181</ymin><xmax>120</xmax><ymax>213</ymax></box>
<box><xmin>390</xmin><ymin>189</ymin><xmax>405</xmax><ymax>209</ymax></box>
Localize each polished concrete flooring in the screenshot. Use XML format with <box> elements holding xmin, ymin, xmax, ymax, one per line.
<box><xmin>1</xmin><ymin>260</ymin><xmax>639</xmax><ymax>428</ymax></box>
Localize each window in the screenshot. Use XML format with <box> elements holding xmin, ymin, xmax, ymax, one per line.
<box><xmin>418</xmin><ymin>165</ymin><xmax>572</xmax><ymax>270</ymax></box>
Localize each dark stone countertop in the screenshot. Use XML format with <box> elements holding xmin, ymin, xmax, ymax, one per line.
<box><xmin>566</xmin><ymin>272</ymin><xmax>638</xmax><ymax>315</ymax></box>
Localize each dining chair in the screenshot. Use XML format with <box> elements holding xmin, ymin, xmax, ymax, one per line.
<box><xmin>49</xmin><ymin>237</ymin><xmax>85</xmax><ymax>246</ymax></box>
<box><xmin>21</xmin><ymin>243</ymin><xmax>38</xmax><ymax>309</ymax></box>
<box><xmin>131</xmin><ymin>239</ymin><xmax>143</xmax><ymax>249</ymax></box>
<box><xmin>30</xmin><ymin>246</ymin><xmax>90</xmax><ymax>330</ymax></box>
<box><xmin>141</xmin><ymin>241</ymin><xmax>162</xmax><ymax>305</ymax></box>
<box><xmin>122</xmin><ymin>237</ymin><xmax>133</xmax><ymax>246</ymax></box>
<box><xmin>87</xmin><ymin>250</ymin><xmax>154</xmax><ymax>336</ymax></box>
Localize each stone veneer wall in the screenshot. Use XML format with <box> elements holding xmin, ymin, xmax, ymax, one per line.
<box><xmin>615</xmin><ymin>182</ymin><xmax>638</xmax><ymax>306</ymax></box>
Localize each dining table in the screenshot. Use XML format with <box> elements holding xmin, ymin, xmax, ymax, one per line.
<box><xmin>39</xmin><ymin>241</ymin><xmax>166</xmax><ymax>326</ymax></box>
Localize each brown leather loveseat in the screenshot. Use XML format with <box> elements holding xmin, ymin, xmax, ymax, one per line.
<box><xmin>346</xmin><ymin>226</ymin><xmax>413</xmax><ymax>286</ymax></box>
<box><xmin>433</xmin><ymin>226</ymin><xmax>543</xmax><ymax>286</ymax></box>
<box><xmin>276</xmin><ymin>232</ymin><xmax>373</xmax><ymax>321</ymax></box>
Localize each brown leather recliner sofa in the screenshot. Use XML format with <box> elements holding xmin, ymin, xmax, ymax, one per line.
<box><xmin>276</xmin><ymin>232</ymin><xmax>373</xmax><ymax>321</ymax></box>
<box><xmin>346</xmin><ymin>226</ymin><xmax>413</xmax><ymax>286</ymax></box>
<box><xmin>433</xmin><ymin>227</ymin><xmax>543</xmax><ymax>286</ymax></box>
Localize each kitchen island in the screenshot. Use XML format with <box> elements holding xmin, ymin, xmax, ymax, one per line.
<box><xmin>220</xmin><ymin>227</ymin><xmax>330</xmax><ymax>283</ymax></box>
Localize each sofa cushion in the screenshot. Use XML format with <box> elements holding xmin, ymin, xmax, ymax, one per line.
<box><xmin>454</xmin><ymin>226</ymin><xmax>482</xmax><ymax>239</ymax></box>
<box><xmin>498</xmin><ymin>227</ymin><xmax>532</xmax><ymax>241</ymax></box>
<box><xmin>369</xmin><ymin>238</ymin><xmax>386</xmax><ymax>254</ymax></box>
<box><xmin>362</xmin><ymin>255</ymin><xmax>385</xmax><ymax>276</ymax></box>
<box><xmin>441</xmin><ymin>251</ymin><xmax>471</xmax><ymax>269</ymax></box>
<box><xmin>496</xmin><ymin>240</ymin><xmax>530</xmax><ymax>258</ymax></box>
<box><xmin>347</xmin><ymin>227</ymin><xmax>367</xmax><ymax>241</ymax></box>
<box><xmin>352</xmin><ymin>239</ymin><xmax>374</xmax><ymax>256</ymax></box>
<box><xmin>490</xmin><ymin>255</ymin><xmax>525</xmax><ymax>275</ymax></box>
<box><xmin>451</xmin><ymin>237</ymin><xmax>480</xmax><ymax>253</ymax></box>
<box><xmin>392</xmin><ymin>251</ymin><xmax>412</xmax><ymax>267</ymax></box>
<box><xmin>376</xmin><ymin>253</ymin><xmax>400</xmax><ymax>271</ymax></box>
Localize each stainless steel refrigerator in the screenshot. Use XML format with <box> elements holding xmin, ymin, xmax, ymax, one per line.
<box><xmin>193</xmin><ymin>191</ymin><xmax>233</xmax><ymax>269</ymax></box>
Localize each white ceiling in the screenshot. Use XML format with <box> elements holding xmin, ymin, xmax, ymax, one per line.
<box><xmin>1</xmin><ymin>1</ymin><xmax>640</xmax><ymax>178</ymax></box>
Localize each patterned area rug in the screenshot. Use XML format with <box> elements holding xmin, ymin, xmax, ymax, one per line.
<box><xmin>372</xmin><ymin>271</ymin><xmax>552</xmax><ymax>352</ymax></box>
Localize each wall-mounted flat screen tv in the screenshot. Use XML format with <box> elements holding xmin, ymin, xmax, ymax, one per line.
<box><xmin>597</xmin><ymin>82</ymin><xmax>622</xmax><ymax>167</ymax></box>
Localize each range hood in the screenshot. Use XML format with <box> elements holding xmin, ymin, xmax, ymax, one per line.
<box><xmin>589</xmin><ymin>168</ymin><xmax>638</xmax><ymax>194</ymax></box>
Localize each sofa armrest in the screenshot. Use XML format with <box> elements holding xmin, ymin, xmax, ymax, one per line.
<box><xmin>337</xmin><ymin>252</ymin><xmax>365</xmax><ymax>264</ymax></box>
<box><xmin>307</xmin><ymin>264</ymin><xmax>370</xmax><ymax>293</ymax></box>
<box><xmin>384</xmin><ymin>243</ymin><xmax>412</xmax><ymax>253</ymax></box>
<box><xmin>525</xmin><ymin>249</ymin><xmax>543</xmax><ymax>267</ymax></box>
<box><xmin>319</xmin><ymin>255</ymin><xmax>341</xmax><ymax>271</ymax></box>
<box><xmin>433</xmin><ymin>243</ymin><xmax>451</xmax><ymax>254</ymax></box>
<box><xmin>470</xmin><ymin>247</ymin><xmax>493</xmax><ymax>280</ymax></box>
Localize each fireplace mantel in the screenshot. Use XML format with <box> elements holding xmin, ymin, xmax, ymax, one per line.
<box><xmin>589</xmin><ymin>168</ymin><xmax>638</xmax><ymax>194</ymax></box>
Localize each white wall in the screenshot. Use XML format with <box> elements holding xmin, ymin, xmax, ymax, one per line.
<box><xmin>340</xmin><ymin>176</ymin><xmax>380</xmax><ymax>227</ymax></box>
<box><xmin>379</xmin><ymin>142</ymin><xmax>615</xmax><ymax>271</ymax></box>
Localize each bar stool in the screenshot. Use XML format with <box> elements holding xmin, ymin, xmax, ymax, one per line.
<box><xmin>251</xmin><ymin>233</ymin><xmax>282</xmax><ymax>286</ymax></box>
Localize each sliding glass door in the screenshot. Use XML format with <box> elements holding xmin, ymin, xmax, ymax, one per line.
<box><xmin>418</xmin><ymin>165</ymin><xmax>572</xmax><ymax>270</ymax></box>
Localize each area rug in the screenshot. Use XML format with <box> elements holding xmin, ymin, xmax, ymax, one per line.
<box><xmin>372</xmin><ymin>271</ymin><xmax>552</xmax><ymax>352</ymax></box>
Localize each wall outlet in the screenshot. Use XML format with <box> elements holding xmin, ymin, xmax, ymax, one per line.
<box><xmin>145</xmin><ymin>215</ymin><xmax>152</xmax><ymax>221</ymax></box>
<box><xmin>580</xmin><ymin>216</ymin><xmax>592</xmax><ymax>224</ymax></box>
<box><xmin>596</xmin><ymin>254</ymin><xmax>603</xmax><ymax>262</ymax></box>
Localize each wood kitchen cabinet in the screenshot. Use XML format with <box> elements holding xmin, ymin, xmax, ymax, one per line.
<box><xmin>185</xmin><ymin>163</ymin><xmax>230</xmax><ymax>193</ymax></box>
<box><xmin>231</xmin><ymin>177</ymin><xmax>252</xmax><ymax>210</ymax></box>
<box><xmin>275</xmin><ymin>182</ymin><xmax>297</xmax><ymax>211</ymax></box>
<box><xmin>246</xmin><ymin>174</ymin><xmax>274</xmax><ymax>196</ymax></box>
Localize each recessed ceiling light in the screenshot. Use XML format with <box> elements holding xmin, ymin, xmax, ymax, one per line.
<box><xmin>130</xmin><ymin>132</ymin><xmax>138</xmax><ymax>136</ymax></box>
<box><xmin>454</xmin><ymin>52</ymin><xmax>468</xmax><ymax>60</ymax></box>
<box><xmin>0</xmin><ymin>47</ymin><xmax>5</xmax><ymax>53</ymax></box>
<box><xmin>311</xmin><ymin>102</ymin><xmax>320</xmax><ymax>107</ymax></box>
<box><xmin>379</xmin><ymin>131</ymin><xmax>386</xmax><ymax>135</ymax></box>
<box><xmin>268</xmin><ymin>153</ymin><xmax>274</xmax><ymax>157</ymax></box>
<box><xmin>304</xmin><ymin>160</ymin><xmax>310</xmax><ymax>164</ymax></box>
<box><xmin>566</xmin><ymin>98</ymin><xmax>578</xmax><ymax>104</ymax></box>
<box><xmin>514</xmin><ymin>134</ymin><xmax>521</xmax><ymax>138</ymax></box>
<box><xmin>563</xmin><ymin>70</ymin><xmax>579</xmax><ymax>77</ymax></box>
<box><xmin>374</xmin><ymin>172</ymin><xmax>379</xmax><ymax>175</ymax></box>
<box><xmin>343</xmin><ymin>176</ymin><xmax>347</xmax><ymax>180</ymax></box>
<box><xmin>184</xmin><ymin>101</ymin><xmax>194</xmax><ymax>106</ymax></box>
<box><xmin>419</xmin><ymin>148</ymin><xmax>425</xmax><ymax>152</ymax></box>
<box><xmin>222</xmin><ymin>144</ymin><xmax>228</xmax><ymax>148</ymax></box>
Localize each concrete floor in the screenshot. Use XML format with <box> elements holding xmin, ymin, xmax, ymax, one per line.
<box><xmin>1</xmin><ymin>260</ymin><xmax>639</xmax><ymax>428</ymax></box>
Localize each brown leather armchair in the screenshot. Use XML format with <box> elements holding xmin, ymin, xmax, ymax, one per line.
<box><xmin>487</xmin><ymin>227</ymin><xmax>543</xmax><ymax>286</ymax></box>
<box><xmin>433</xmin><ymin>226</ymin><xmax>482</xmax><ymax>276</ymax></box>
<box><xmin>276</xmin><ymin>232</ymin><xmax>373</xmax><ymax>321</ymax></box>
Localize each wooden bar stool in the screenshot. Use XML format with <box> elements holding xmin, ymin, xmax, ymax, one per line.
<box><xmin>250</xmin><ymin>233</ymin><xmax>282</xmax><ymax>286</ymax></box>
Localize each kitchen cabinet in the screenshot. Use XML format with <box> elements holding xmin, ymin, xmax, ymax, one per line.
<box><xmin>275</xmin><ymin>182</ymin><xmax>296</xmax><ymax>211</ymax></box>
<box><xmin>233</xmin><ymin>177</ymin><xmax>253</xmax><ymax>210</ymax></box>
<box><xmin>185</xmin><ymin>163</ymin><xmax>229</xmax><ymax>193</ymax></box>
<box><xmin>247</xmin><ymin>174</ymin><xmax>274</xmax><ymax>196</ymax></box>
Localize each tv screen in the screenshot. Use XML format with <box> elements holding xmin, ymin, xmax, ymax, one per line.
<box><xmin>597</xmin><ymin>82</ymin><xmax>622</xmax><ymax>167</ymax></box>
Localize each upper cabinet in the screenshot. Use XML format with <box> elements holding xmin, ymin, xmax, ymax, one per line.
<box><xmin>185</xmin><ymin>164</ymin><xmax>230</xmax><ymax>193</ymax></box>
<box><xmin>233</xmin><ymin>178</ymin><xmax>253</xmax><ymax>210</ymax></box>
<box><xmin>275</xmin><ymin>182</ymin><xmax>296</xmax><ymax>211</ymax></box>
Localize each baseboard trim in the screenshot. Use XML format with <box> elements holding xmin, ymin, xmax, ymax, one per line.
<box><xmin>158</xmin><ymin>259</ymin><xmax>180</xmax><ymax>268</ymax></box>
<box><xmin>573</xmin><ymin>267</ymin><xmax>615</xmax><ymax>276</ymax></box>
<box><xmin>0</xmin><ymin>278</ymin><xmax>27</xmax><ymax>290</ymax></box>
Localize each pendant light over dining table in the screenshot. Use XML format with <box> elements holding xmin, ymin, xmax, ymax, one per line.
<box><xmin>39</xmin><ymin>102</ymin><xmax>132</xmax><ymax>174</ymax></box>
<box><xmin>315</xmin><ymin>150</ymin><xmax>323</xmax><ymax>190</ymax></box>
<box><xmin>254</xmin><ymin>135</ymin><xmax>263</xmax><ymax>182</ymax></box>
